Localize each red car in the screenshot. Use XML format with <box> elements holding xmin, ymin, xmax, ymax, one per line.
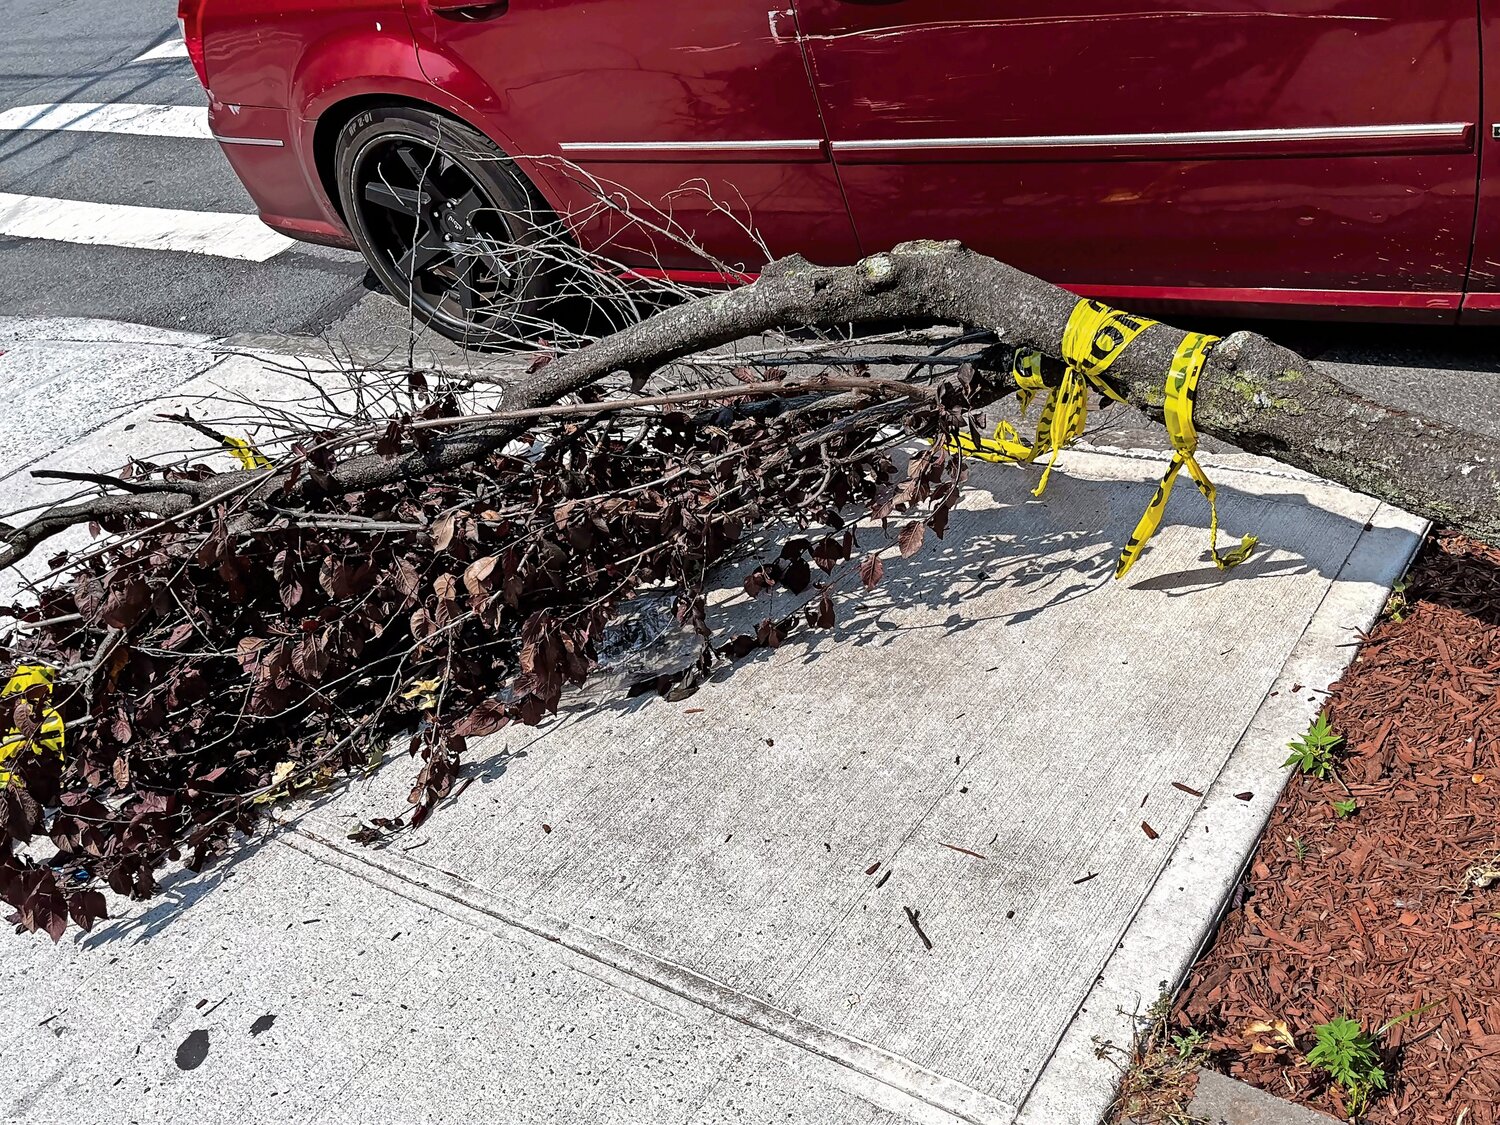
<box><xmin>184</xmin><ymin>0</ymin><xmax>1500</xmax><ymax>343</ymax></box>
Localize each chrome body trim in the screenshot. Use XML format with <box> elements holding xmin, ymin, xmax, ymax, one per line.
<box><xmin>560</xmin><ymin>139</ymin><xmax>824</xmax><ymax>154</ymax></box>
<box><xmin>212</xmin><ymin>134</ymin><xmax>286</xmax><ymax>148</ymax></box>
<box><xmin>830</xmin><ymin>122</ymin><xmax>1471</xmax><ymax>154</ymax></box>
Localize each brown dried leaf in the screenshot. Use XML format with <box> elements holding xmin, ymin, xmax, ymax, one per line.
<box><xmin>463</xmin><ymin>556</ymin><xmax>499</xmax><ymax>600</ymax></box>
<box><xmin>897</xmin><ymin>521</ymin><xmax>925</xmax><ymax>559</ymax></box>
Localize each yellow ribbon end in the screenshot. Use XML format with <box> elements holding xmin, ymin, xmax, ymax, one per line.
<box><xmin>0</xmin><ymin>663</ymin><xmax>65</xmax><ymax>786</ymax></box>
<box><xmin>223</xmin><ymin>436</ymin><xmax>272</xmax><ymax>470</ymax></box>
<box><xmin>944</xmin><ymin>306</ymin><xmax>1258</xmax><ymax>581</ymax></box>
<box><xmin>1113</xmin><ymin>332</ymin><xmax>1259</xmax><ymax>580</ymax></box>
<box><xmin>1216</xmin><ymin>535</ymin><xmax>1259</xmax><ymax>571</ymax></box>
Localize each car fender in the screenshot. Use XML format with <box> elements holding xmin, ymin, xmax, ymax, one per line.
<box><xmin>285</xmin><ymin>27</ymin><xmax>560</xmax><ymax>214</ymax></box>
<box><xmin>295</xmin><ymin>28</ymin><xmax>432</xmax><ymax>121</ymax></box>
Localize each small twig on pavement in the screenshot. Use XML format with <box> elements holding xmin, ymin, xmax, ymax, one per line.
<box><xmin>939</xmin><ymin>842</ymin><xmax>988</xmax><ymax>861</ymax></box>
<box><xmin>904</xmin><ymin>906</ymin><xmax>933</xmax><ymax>951</ymax></box>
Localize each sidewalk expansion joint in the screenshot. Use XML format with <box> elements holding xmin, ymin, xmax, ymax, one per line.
<box><xmin>281</xmin><ymin>825</ymin><xmax>1020</xmax><ymax>1125</ymax></box>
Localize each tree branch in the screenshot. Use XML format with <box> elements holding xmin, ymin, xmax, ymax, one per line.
<box><xmin>5</xmin><ymin>239</ymin><xmax>1496</xmax><ymax>572</ymax></box>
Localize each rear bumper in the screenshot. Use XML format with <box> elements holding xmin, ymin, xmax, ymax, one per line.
<box><xmin>208</xmin><ymin>99</ymin><xmax>355</xmax><ymax>250</ymax></box>
<box><xmin>258</xmin><ymin>212</ymin><xmax>357</xmax><ymax>250</ymax></box>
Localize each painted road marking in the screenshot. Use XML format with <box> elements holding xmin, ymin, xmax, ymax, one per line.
<box><xmin>0</xmin><ymin>193</ymin><xmax>292</xmax><ymax>261</ymax></box>
<box><xmin>0</xmin><ymin>102</ymin><xmax>209</xmax><ymax>139</ymax></box>
<box><xmin>132</xmin><ymin>39</ymin><xmax>190</xmax><ymax>63</ymax></box>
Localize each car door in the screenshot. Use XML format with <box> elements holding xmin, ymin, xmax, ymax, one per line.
<box><xmin>1463</xmin><ymin>0</ymin><xmax>1500</xmax><ymax>319</ymax></box>
<box><xmin>402</xmin><ymin>0</ymin><xmax>859</xmax><ymax>275</ymax></box>
<box><xmin>792</xmin><ymin>1</ymin><xmax>1481</xmax><ymax>319</ymax></box>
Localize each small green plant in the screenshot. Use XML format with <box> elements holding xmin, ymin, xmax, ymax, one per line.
<box><xmin>1170</xmin><ymin>1028</ymin><xmax>1208</xmax><ymax>1060</ymax></box>
<box><xmin>1384</xmin><ymin>577</ymin><xmax>1410</xmax><ymax>622</ymax></box>
<box><xmin>1376</xmin><ymin>998</ymin><xmax>1443</xmax><ymax>1037</ymax></box>
<box><xmin>1306</xmin><ymin>1017</ymin><xmax>1387</xmax><ymax>1118</ymax></box>
<box><xmin>1284</xmin><ymin>712</ymin><xmax>1343</xmax><ymax>779</ymax></box>
<box><xmin>1288</xmin><ymin>835</ymin><xmax>1309</xmax><ymax>861</ymax></box>
<box><xmin>1332</xmin><ymin>798</ymin><xmax>1359</xmax><ymax>818</ymax></box>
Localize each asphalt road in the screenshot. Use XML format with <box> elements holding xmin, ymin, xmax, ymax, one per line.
<box><xmin>0</xmin><ymin>0</ymin><xmax>369</xmax><ymax>338</ymax></box>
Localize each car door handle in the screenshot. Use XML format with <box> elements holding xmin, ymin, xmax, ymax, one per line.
<box><xmin>428</xmin><ymin>0</ymin><xmax>508</xmax><ymax>18</ymax></box>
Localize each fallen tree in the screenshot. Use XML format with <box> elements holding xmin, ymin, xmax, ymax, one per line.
<box><xmin>1</xmin><ymin>240</ymin><xmax>1493</xmax><ymax>941</ymax></box>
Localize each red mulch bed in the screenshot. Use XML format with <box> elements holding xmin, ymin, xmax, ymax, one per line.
<box><xmin>1175</xmin><ymin>531</ymin><xmax>1500</xmax><ymax>1123</ymax></box>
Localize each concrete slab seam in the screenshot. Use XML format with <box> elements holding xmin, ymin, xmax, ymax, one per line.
<box><xmin>280</xmin><ymin>826</ymin><xmax>1021</xmax><ymax>1125</ymax></box>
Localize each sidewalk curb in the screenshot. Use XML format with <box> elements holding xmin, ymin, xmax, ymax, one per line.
<box><xmin>1189</xmin><ymin>1068</ymin><xmax>1338</xmax><ymax>1124</ymax></box>
<box><xmin>1015</xmin><ymin>497</ymin><xmax>1427</xmax><ymax>1124</ymax></box>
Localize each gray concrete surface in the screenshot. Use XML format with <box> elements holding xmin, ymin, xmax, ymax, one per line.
<box><xmin>1189</xmin><ymin>1069</ymin><xmax>1337</xmax><ymax>1124</ymax></box>
<box><xmin>0</xmin><ymin>337</ymin><xmax>1424</xmax><ymax>1124</ymax></box>
<box><xmin>0</xmin><ymin>317</ymin><xmax>220</xmax><ymax>481</ymax></box>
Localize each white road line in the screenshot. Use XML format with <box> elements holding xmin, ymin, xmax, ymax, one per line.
<box><xmin>0</xmin><ymin>102</ymin><xmax>209</xmax><ymax>139</ymax></box>
<box><xmin>132</xmin><ymin>38</ymin><xmax>190</xmax><ymax>62</ymax></box>
<box><xmin>0</xmin><ymin>193</ymin><xmax>292</xmax><ymax>261</ymax></box>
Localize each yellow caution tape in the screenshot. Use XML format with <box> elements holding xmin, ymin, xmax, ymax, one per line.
<box><xmin>947</xmin><ymin>299</ymin><xmax>1257</xmax><ymax>579</ymax></box>
<box><xmin>222</xmin><ymin>436</ymin><xmax>271</xmax><ymax>470</ymax></box>
<box><xmin>947</xmin><ymin>349</ymin><xmax>1048</xmax><ymax>463</ymax></box>
<box><xmin>1038</xmin><ymin>302</ymin><xmax>1152</xmax><ymax>494</ymax></box>
<box><xmin>1114</xmin><ymin>332</ymin><xmax>1258</xmax><ymax>579</ymax></box>
<box><xmin>947</xmin><ymin>300</ymin><xmax>1154</xmax><ymax>493</ymax></box>
<box><xmin>948</xmin><ymin>419</ymin><xmax>1032</xmax><ymax>464</ymax></box>
<box><xmin>0</xmin><ymin>664</ymin><xmax>64</xmax><ymax>787</ymax></box>
<box><xmin>1059</xmin><ymin>299</ymin><xmax>1156</xmax><ymax>394</ymax></box>
<box><xmin>1011</xmin><ymin>348</ymin><xmax>1046</xmax><ymax>414</ymax></box>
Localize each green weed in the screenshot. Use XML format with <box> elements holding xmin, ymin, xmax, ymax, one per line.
<box><xmin>1284</xmin><ymin>713</ymin><xmax>1342</xmax><ymax>779</ymax></box>
<box><xmin>1306</xmin><ymin>1017</ymin><xmax>1387</xmax><ymax>1118</ymax></box>
<box><xmin>1384</xmin><ymin>578</ymin><xmax>1410</xmax><ymax>622</ymax></box>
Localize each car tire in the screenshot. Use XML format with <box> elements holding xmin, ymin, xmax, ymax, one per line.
<box><xmin>334</xmin><ymin>105</ymin><xmax>555</xmax><ymax>349</ymax></box>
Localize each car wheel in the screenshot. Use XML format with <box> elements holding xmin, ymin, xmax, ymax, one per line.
<box><xmin>334</xmin><ymin>105</ymin><xmax>554</xmax><ymax>349</ymax></box>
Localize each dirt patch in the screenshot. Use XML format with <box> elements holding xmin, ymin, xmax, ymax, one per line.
<box><xmin>1175</xmin><ymin>531</ymin><xmax>1500</xmax><ymax>1122</ymax></box>
<box><xmin>1106</xmin><ymin>994</ymin><xmax>1209</xmax><ymax>1125</ymax></box>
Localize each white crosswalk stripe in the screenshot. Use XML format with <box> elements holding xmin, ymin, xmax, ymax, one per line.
<box><xmin>0</xmin><ymin>192</ymin><xmax>293</xmax><ymax>261</ymax></box>
<box><xmin>0</xmin><ymin>103</ymin><xmax>209</xmax><ymax>139</ymax></box>
<box><xmin>0</xmin><ymin>34</ymin><xmax>364</xmax><ymax>336</ymax></box>
<box><xmin>0</xmin><ymin>93</ymin><xmax>294</xmax><ymax>262</ymax></box>
<box><xmin>131</xmin><ymin>39</ymin><xmax>190</xmax><ymax>63</ymax></box>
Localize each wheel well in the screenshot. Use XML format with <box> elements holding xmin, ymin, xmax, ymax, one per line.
<box><xmin>312</xmin><ymin>95</ymin><xmax>479</xmax><ymax>222</ymax></box>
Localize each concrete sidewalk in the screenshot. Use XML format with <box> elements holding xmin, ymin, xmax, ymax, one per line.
<box><xmin>0</xmin><ymin>322</ymin><xmax>1424</xmax><ymax>1124</ymax></box>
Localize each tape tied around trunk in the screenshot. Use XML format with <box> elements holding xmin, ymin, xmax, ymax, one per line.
<box><xmin>1114</xmin><ymin>330</ymin><xmax>1258</xmax><ymax>579</ymax></box>
<box><xmin>946</xmin><ymin>299</ymin><xmax>1257</xmax><ymax>578</ymax></box>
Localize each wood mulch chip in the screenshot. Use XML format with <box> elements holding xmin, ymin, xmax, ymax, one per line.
<box><xmin>1175</xmin><ymin>531</ymin><xmax>1500</xmax><ymax>1124</ymax></box>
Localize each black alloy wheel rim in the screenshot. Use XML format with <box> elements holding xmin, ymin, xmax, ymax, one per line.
<box><xmin>353</xmin><ymin>136</ymin><xmax>528</xmax><ymax>332</ymax></box>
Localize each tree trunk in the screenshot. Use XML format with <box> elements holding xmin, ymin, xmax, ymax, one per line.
<box><xmin>4</xmin><ymin>239</ymin><xmax>1495</xmax><ymax>570</ymax></box>
<box><xmin>493</xmin><ymin>239</ymin><xmax>1492</xmax><ymax>543</ymax></box>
